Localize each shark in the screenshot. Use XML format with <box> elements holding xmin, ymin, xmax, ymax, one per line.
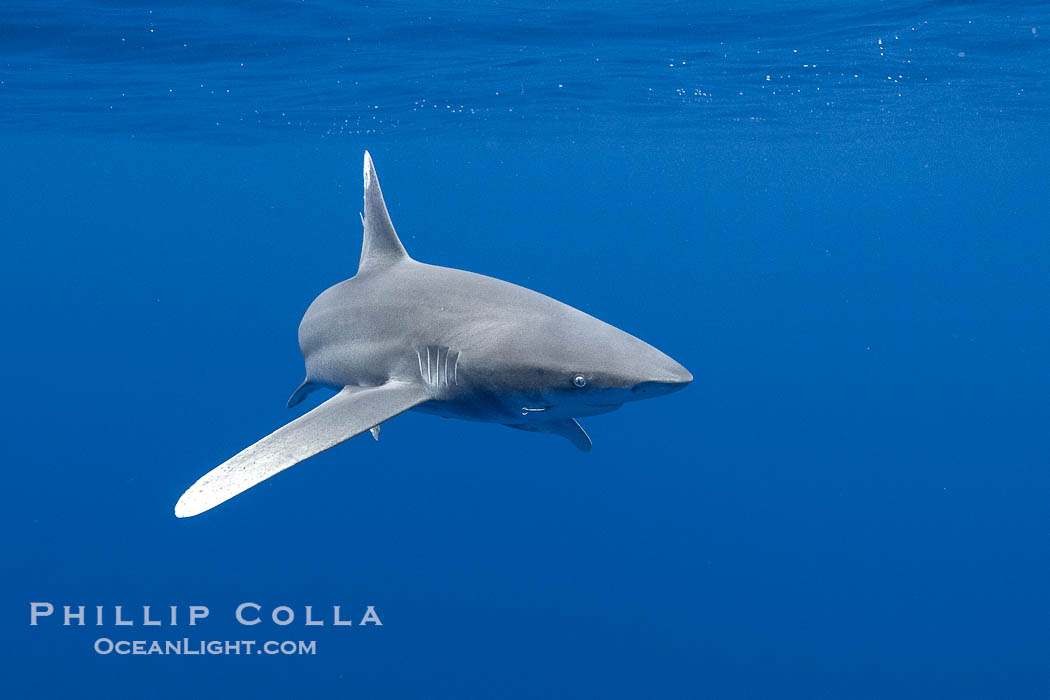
<box><xmin>174</xmin><ymin>152</ymin><xmax>692</xmax><ymax>518</ymax></box>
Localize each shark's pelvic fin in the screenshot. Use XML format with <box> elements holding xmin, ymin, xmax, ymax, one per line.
<box><xmin>359</xmin><ymin>151</ymin><xmax>410</xmax><ymax>274</ymax></box>
<box><xmin>370</xmin><ymin>425</ymin><xmax>381</xmax><ymax>441</ymax></box>
<box><xmin>175</xmin><ymin>382</ymin><xmax>428</xmax><ymax>517</ymax></box>
<box><xmin>286</xmin><ymin>378</ymin><xmax>321</xmax><ymax>408</ymax></box>
<box><xmin>507</xmin><ymin>418</ymin><xmax>593</xmax><ymax>452</ymax></box>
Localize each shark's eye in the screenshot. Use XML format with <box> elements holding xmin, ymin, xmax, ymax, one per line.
<box><xmin>573</xmin><ymin>375</ymin><xmax>587</xmax><ymax>388</ymax></box>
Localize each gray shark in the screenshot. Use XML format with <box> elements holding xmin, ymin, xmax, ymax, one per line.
<box><xmin>174</xmin><ymin>152</ymin><xmax>691</xmax><ymax>518</ymax></box>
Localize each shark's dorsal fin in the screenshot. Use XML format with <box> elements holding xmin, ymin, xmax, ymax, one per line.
<box><xmin>358</xmin><ymin>151</ymin><xmax>410</xmax><ymax>274</ymax></box>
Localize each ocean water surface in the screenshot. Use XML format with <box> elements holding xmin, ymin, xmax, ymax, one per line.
<box><xmin>2</xmin><ymin>2</ymin><xmax>1048</xmax><ymax>698</ymax></box>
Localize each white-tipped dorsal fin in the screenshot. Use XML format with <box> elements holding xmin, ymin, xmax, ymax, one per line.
<box><xmin>359</xmin><ymin>151</ymin><xmax>410</xmax><ymax>273</ymax></box>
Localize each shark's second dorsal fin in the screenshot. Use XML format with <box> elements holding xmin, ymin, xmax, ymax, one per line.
<box><xmin>358</xmin><ymin>151</ymin><xmax>410</xmax><ymax>274</ymax></box>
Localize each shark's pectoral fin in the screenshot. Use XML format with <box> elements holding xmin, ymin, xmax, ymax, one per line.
<box><xmin>286</xmin><ymin>378</ymin><xmax>321</xmax><ymax>408</ymax></box>
<box><xmin>506</xmin><ymin>418</ymin><xmax>592</xmax><ymax>452</ymax></box>
<box><xmin>553</xmin><ymin>418</ymin><xmax>592</xmax><ymax>452</ymax></box>
<box><xmin>175</xmin><ymin>382</ymin><xmax>428</xmax><ymax>518</ymax></box>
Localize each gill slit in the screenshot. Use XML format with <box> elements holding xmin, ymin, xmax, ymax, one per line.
<box><xmin>417</xmin><ymin>345</ymin><xmax>460</xmax><ymax>387</ymax></box>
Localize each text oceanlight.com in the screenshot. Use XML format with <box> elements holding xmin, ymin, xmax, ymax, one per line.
<box><xmin>94</xmin><ymin>638</ymin><xmax>318</xmax><ymax>655</ymax></box>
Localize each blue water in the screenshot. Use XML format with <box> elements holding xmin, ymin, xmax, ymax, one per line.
<box><xmin>2</xmin><ymin>2</ymin><xmax>1048</xmax><ymax>698</ymax></box>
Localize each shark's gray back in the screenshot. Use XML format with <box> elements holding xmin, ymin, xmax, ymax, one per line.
<box><xmin>298</xmin><ymin>259</ymin><xmax>620</xmax><ymax>390</ymax></box>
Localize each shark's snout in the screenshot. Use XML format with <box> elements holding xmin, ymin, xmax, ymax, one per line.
<box><xmin>630</xmin><ymin>360</ymin><xmax>692</xmax><ymax>398</ymax></box>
